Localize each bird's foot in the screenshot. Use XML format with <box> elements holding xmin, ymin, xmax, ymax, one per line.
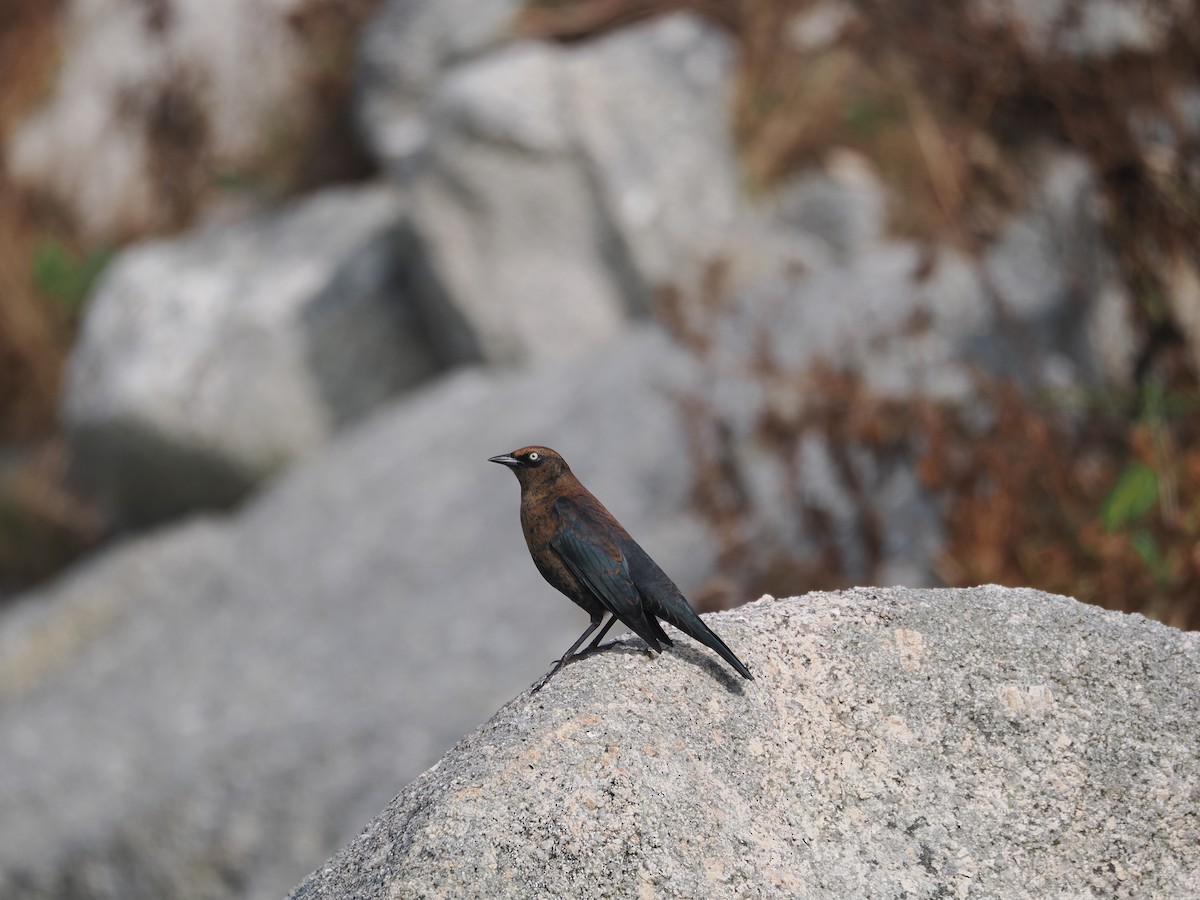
<box><xmin>531</xmin><ymin>640</ymin><xmax>656</xmax><ymax>692</ymax></box>
<box><xmin>573</xmin><ymin>639</ymin><xmax>624</xmax><ymax>660</ymax></box>
<box><xmin>531</xmin><ymin>656</ymin><xmax>571</xmax><ymax>693</ymax></box>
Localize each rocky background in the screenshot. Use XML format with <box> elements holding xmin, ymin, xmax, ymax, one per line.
<box><xmin>0</xmin><ymin>0</ymin><xmax>1197</xmax><ymax>898</ymax></box>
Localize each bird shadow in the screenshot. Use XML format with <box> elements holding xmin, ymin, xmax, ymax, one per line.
<box><xmin>562</xmin><ymin>638</ymin><xmax>748</xmax><ymax>695</ymax></box>
<box><xmin>660</xmin><ymin>642</ymin><xmax>748</xmax><ymax>695</ymax></box>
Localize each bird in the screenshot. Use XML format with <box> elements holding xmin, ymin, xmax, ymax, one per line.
<box><xmin>489</xmin><ymin>445</ymin><xmax>753</xmax><ymax>690</ymax></box>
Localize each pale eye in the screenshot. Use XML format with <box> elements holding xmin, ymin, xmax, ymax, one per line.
<box><xmin>528</xmin><ymin>451</ymin><xmax>540</xmax><ymax>462</ymax></box>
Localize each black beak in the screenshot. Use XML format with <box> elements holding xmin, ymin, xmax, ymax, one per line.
<box><xmin>488</xmin><ymin>454</ymin><xmax>521</xmax><ymax>468</ymax></box>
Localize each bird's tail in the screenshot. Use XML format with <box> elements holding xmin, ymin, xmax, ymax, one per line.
<box><xmin>671</xmin><ymin>608</ymin><xmax>754</xmax><ymax>680</ymax></box>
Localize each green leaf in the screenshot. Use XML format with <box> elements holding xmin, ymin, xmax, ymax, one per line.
<box><xmin>843</xmin><ymin>100</ymin><xmax>880</xmax><ymax>136</ymax></box>
<box><xmin>32</xmin><ymin>240</ymin><xmax>112</xmax><ymax>314</ymax></box>
<box><xmin>1100</xmin><ymin>462</ymin><xmax>1158</xmax><ymax>531</ymax></box>
<box><xmin>1129</xmin><ymin>529</ymin><xmax>1162</xmax><ymax>572</ymax></box>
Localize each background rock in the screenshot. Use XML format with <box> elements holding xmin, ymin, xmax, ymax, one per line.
<box><xmin>770</xmin><ymin>149</ymin><xmax>886</xmax><ymax>262</ymax></box>
<box><xmin>288</xmin><ymin>586</ymin><xmax>1200</xmax><ymax>899</ymax></box>
<box><xmin>62</xmin><ymin>185</ymin><xmax>434</xmax><ymax>527</ymax></box>
<box><xmin>357</xmin><ymin>0</ymin><xmax>524</xmax><ymax>174</ymax></box>
<box><xmin>564</xmin><ymin>13</ymin><xmax>740</xmax><ymax>289</ymax></box>
<box><xmin>655</xmin><ymin>150</ymin><xmax>1123</xmax><ymax>591</ymax></box>
<box><xmin>407</xmin><ymin>41</ymin><xmax>632</xmax><ymax>365</ymax></box>
<box><xmin>982</xmin><ymin>150</ymin><xmax>1131</xmax><ymax>388</ymax></box>
<box><xmin>405</xmin><ymin>14</ymin><xmax>737</xmax><ymax>365</ymax></box>
<box><xmin>970</xmin><ymin>0</ymin><xmax>1176</xmax><ymax>59</ymax></box>
<box><xmin>0</xmin><ymin>328</ymin><xmax>709</xmax><ymax>900</ymax></box>
<box><xmin>708</xmin><ymin>150</ymin><xmax>1125</xmax><ymax>405</ymax></box>
<box><xmin>6</xmin><ymin>0</ymin><xmax>375</xmax><ymax>241</ymax></box>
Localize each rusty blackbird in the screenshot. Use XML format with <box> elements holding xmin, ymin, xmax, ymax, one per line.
<box><xmin>489</xmin><ymin>446</ymin><xmax>753</xmax><ymax>690</ymax></box>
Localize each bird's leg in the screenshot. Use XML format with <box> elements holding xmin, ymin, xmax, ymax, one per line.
<box><xmin>531</xmin><ymin>616</ymin><xmax>603</xmax><ymax>693</ymax></box>
<box><xmin>580</xmin><ymin>614</ymin><xmax>619</xmax><ymax>653</ymax></box>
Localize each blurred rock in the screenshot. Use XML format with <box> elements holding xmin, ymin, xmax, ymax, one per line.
<box><xmin>984</xmin><ymin>150</ymin><xmax>1135</xmax><ymax>388</ymax></box>
<box><xmin>406</xmin><ymin>42</ymin><xmax>631</xmax><ymax>365</ymax></box>
<box><xmin>63</xmin><ymin>185</ymin><xmax>436</xmax><ymax>527</ymax></box>
<box><xmin>288</xmin><ymin>587</ymin><xmax>1200</xmax><ymax>899</ymax></box>
<box><xmin>664</xmin><ymin>150</ymin><xmax>1131</xmax><ymax>588</ymax></box>
<box><xmin>771</xmin><ymin>150</ymin><xmax>887</xmax><ymax>262</ymax></box>
<box><xmin>6</xmin><ymin>0</ymin><xmax>373</xmax><ymax>241</ymax></box>
<box><xmin>687</xmin><ymin>239</ymin><xmax>979</xmax><ymax>587</ymax></box>
<box><xmin>0</xmin><ymin>327</ymin><xmax>710</xmax><ymax>900</ymax></box>
<box><xmin>971</xmin><ymin>0</ymin><xmax>1175</xmax><ymax>59</ymax></box>
<box><xmin>1165</xmin><ymin>252</ymin><xmax>1200</xmax><ymax>375</ymax></box>
<box><xmin>738</xmin><ymin>154</ymin><xmax>1123</xmax><ymax>398</ymax></box>
<box><xmin>357</xmin><ymin>0</ymin><xmax>524</xmax><ymax>174</ymax></box>
<box><xmin>720</xmin><ymin>241</ymin><xmax>989</xmax><ymax>400</ymax></box>
<box><xmin>566</xmin><ymin>13</ymin><xmax>740</xmax><ymax>289</ymax></box>
<box><xmin>787</xmin><ymin>0</ymin><xmax>861</xmax><ymax>52</ymax></box>
<box><xmin>405</xmin><ymin>13</ymin><xmax>739</xmax><ymax>365</ymax></box>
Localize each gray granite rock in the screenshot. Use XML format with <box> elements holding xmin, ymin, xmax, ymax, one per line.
<box><xmin>287</xmin><ymin>586</ymin><xmax>1200</xmax><ymax>899</ymax></box>
<box><xmin>0</xmin><ymin>327</ymin><xmax>709</xmax><ymax>900</ymax></box>
<box><xmin>406</xmin><ymin>42</ymin><xmax>632</xmax><ymax>366</ymax></box>
<box><xmin>722</xmin><ymin>151</ymin><xmax>1129</xmax><ymax>407</ymax></box>
<box><xmin>357</xmin><ymin>0</ymin><xmax>524</xmax><ymax>173</ymax></box>
<box><xmin>62</xmin><ymin>185</ymin><xmax>437</xmax><ymax>526</ymax></box>
<box><xmin>565</xmin><ymin>13</ymin><xmax>740</xmax><ymax>290</ymax></box>
<box><xmin>404</xmin><ymin>14</ymin><xmax>740</xmax><ymax>365</ymax></box>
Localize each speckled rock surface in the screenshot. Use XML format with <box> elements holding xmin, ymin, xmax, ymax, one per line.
<box><xmin>288</xmin><ymin>586</ymin><xmax>1200</xmax><ymax>899</ymax></box>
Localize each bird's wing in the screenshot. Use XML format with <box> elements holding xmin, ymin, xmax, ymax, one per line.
<box><xmin>550</xmin><ymin>498</ymin><xmax>665</xmax><ymax>651</ymax></box>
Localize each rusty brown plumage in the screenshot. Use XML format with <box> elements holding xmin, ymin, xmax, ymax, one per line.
<box><xmin>489</xmin><ymin>445</ymin><xmax>753</xmax><ymax>690</ymax></box>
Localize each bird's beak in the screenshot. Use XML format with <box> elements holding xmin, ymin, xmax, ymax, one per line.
<box><xmin>488</xmin><ymin>454</ymin><xmax>521</xmax><ymax>468</ymax></box>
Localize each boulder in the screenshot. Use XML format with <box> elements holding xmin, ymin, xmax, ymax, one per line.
<box><xmin>6</xmin><ymin>0</ymin><xmax>372</xmax><ymax>241</ymax></box>
<box><xmin>564</xmin><ymin>13</ymin><xmax>740</xmax><ymax>289</ymax></box>
<box><xmin>707</xmin><ymin>150</ymin><xmax>1128</xmax><ymax>405</ymax></box>
<box><xmin>404</xmin><ymin>13</ymin><xmax>740</xmax><ymax>365</ymax></box>
<box><xmin>0</xmin><ymin>327</ymin><xmax>709</xmax><ymax>900</ymax></box>
<box><xmin>406</xmin><ymin>42</ymin><xmax>632</xmax><ymax>365</ymax></box>
<box><xmin>288</xmin><ymin>586</ymin><xmax>1200</xmax><ymax>899</ymax></box>
<box><xmin>356</xmin><ymin>0</ymin><xmax>525</xmax><ymax>173</ymax></box>
<box><xmin>62</xmin><ymin>184</ymin><xmax>439</xmax><ymax>527</ymax></box>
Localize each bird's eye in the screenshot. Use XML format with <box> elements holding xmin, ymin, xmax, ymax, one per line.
<box><xmin>528</xmin><ymin>451</ymin><xmax>540</xmax><ymax>462</ymax></box>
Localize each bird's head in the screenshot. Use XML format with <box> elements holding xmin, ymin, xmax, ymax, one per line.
<box><xmin>488</xmin><ymin>445</ymin><xmax>569</xmax><ymax>488</ymax></box>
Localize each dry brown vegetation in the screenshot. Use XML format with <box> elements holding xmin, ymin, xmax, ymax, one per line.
<box><xmin>0</xmin><ymin>0</ymin><xmax>71</xmax><ymax>441</ymax></box>
<box><xmin>0</xmin><ymin>0</ymin><xmax>106</xmax><ymax>592</ymax></box>
<box><xmin>925</xmin><ymin>383</ymin><xmax>1200</xmax><ymax>630</ymax></box>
